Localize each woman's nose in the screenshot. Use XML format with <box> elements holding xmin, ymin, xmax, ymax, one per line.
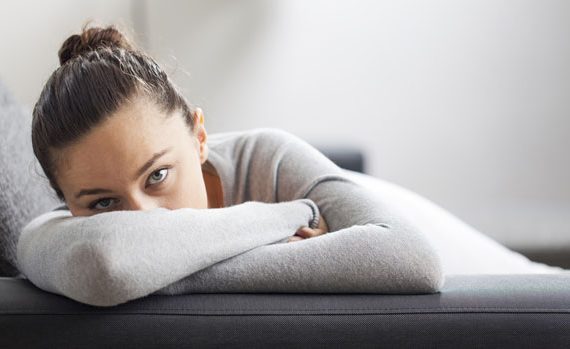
<box><xmin>126</xmin><ymin>195</ymin><xmax>160</xmax><ymax>211</ymax></box>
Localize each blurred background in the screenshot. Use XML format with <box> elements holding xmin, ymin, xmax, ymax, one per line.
<box><xmin>1</xmin><ymin>0</ymin><xmax>569</xmax><ymax>266</ymax></box>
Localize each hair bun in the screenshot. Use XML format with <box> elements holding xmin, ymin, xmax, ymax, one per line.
<box><xmin>58</xmin><ymin>24</ymin><xmax>135</xmax><ymax>66</ymax></box>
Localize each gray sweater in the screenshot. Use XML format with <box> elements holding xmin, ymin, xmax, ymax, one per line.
<box><xmin>16</xmin><ymin>128</ymin><xmax>444</xmax><ymax>307</ymax></box>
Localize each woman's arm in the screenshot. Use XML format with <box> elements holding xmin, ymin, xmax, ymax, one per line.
<box><xmin>16</xmin><ymin>199</ymin><xmax>320</xmax><ymax>307</ymax></box>
<box><xmin>153</xmin><ymin>184</ymin><xmax>444</xmax><ymax>296</ymax></box>
<box><xmin>243</xmin><ymin>129</ymin><xmax>444</xmax><ymax>291</ymax></box>
<box><xmin>154</xmin><ymin>222</ymin><xmax>443</xmax><ymax>295</ymax></box>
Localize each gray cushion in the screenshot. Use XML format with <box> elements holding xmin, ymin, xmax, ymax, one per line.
<box><xmin>1</xmin><ymin>273</ymin><xmax>570</xmax><ymax>347</ymax></box>
<box><xmin>0</xmin><ymin>78</ymin><xmax>61</xmax><ymax>276</ymax></box>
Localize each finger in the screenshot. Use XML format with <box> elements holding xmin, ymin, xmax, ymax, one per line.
<box><xmin>296</xmin><ymin>227</ymin><xmax>323</xmax><ymax>238</ymax></box>
<box><xmin>295</xmin><ymin>227</ymin><xmax>315</xmax><ymax>238</ymax></box>
<box><xmin>287</xmin><ymin>235</ymin><xmax>304</xmax><ymax>242</ymax></box>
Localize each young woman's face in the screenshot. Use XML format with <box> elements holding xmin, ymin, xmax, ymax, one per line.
<box><xmin>55</xmin><ymin>96</ymin><xmax>211</xmax><ymax>217</ymax></box>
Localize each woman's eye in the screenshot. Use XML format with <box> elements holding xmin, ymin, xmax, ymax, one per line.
<box><xmin>147</xmin><ymin>167</ymin><xmax>169</xmax><ymax>186</ymax></box>
<box><xmin>90</xmin><ymin>198</ymin><xmax>115</xmax><ymax>210</ymax></box>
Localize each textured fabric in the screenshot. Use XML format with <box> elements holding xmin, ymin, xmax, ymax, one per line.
<box><xmin>2</xmin><ymin>274</ymin><xmax>570</xmax><ymax>348</ymax></box>
<box><xmin>17</xmin><ymin>128</ymin><xmax>444</xmax><ymax>307</ymax></box>
<box><xmin>0</xmin><ymin>79</ymin><xmax>61</xmax><ymax>277</ymax></box>
<box><xmin>18</xmin><ymin>199</ymin><xmax>320</xmax><ymax>307</ymax></box>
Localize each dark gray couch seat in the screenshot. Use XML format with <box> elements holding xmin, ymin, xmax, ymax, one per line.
<box><xmin>1</xmin><ymin>273</ymin><xmax>570</xmax><ymax>348</ymax></box>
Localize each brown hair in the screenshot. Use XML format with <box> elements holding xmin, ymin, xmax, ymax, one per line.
<box><xmin>32</xmin><ymin>23</ymin><xmax>196</xmax><ymax>202</ymax></box>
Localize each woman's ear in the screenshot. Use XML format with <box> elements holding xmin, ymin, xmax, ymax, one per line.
<box><xmin>192</xmin><ymin>108</ymin><xmax>209</xmax><ymax>164</ymax></box>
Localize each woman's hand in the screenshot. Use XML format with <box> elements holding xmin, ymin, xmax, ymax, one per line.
<box><xmin>288</xmin><ymin>214</ymin><xmax>329</xmax><ymax>242</ymax></box>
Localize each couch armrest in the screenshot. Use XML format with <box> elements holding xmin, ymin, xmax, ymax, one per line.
<box><xmin>1</xmin><ymin>273</ymin><xmax>570</xmax><ymax>347</ymax></box>
<box><xmin>315</xmin><ymin>146</ymin><xmax>366</xmax><ymax>173</ymax></box>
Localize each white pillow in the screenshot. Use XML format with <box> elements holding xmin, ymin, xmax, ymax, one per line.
<box><xmin>341</xmin><ymin>169</ymin><xmax>566</xmax><ymax>275</ymax></box>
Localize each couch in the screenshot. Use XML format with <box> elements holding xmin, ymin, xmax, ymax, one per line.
<box><xmin>1</xmin><ymin>78</ymin><xmax>569</xmax><ymax>348</ymax></box>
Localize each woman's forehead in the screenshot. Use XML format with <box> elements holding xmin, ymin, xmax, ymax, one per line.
<box><xmin>54</xmin><ymin>106</ymin><xmax>191</xmax><ymax>186</ymax></box>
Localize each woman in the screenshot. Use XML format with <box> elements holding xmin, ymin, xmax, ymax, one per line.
<box><xmin>16</xmin><ymin>24</ymin><xmax>444</xmax><ymax>307</ymax></box>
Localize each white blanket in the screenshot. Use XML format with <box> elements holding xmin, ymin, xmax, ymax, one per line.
<box><xmin>342</xmin><ymin>169</ymin><xmax>565</xmax><ymax>275</ymax></box>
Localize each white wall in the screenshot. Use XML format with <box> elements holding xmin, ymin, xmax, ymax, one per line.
<box><xmin>1</xmin><ymin>0</ymin><xmax>568</xmax><ymax>248</ymax></box>
<box><xmin>142</xmin><ymin>0</ymin><xmax>570</xmax><ymax>247</ymax></box>
<box><xmin>0</xmin><ymin>0</ymin><xmax>135</xmax><ymax>108</ymax></box>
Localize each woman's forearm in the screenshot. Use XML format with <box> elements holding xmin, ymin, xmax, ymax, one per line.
<box><xmin>154</xmin><ymin>222</ymin><xmax>443</xmax><ymax>296</ymax></box>
<box><xmin>257</xmin><ymin>129</ymin><xmax>445</xmax><ymax>291</ymax></box>
<box><xmin>16</xmin><ymin>199</ymin><xmax>319</xmax><ymax>307</ymax></box>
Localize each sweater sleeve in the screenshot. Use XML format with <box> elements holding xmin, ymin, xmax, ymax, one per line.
<box><xmin>16</xmin><ymin>199</ymin><xmax>320</xmax><ymax>307</ymax></box>
<box><xmin>153</xmin><ymin>222</ymin><xmax>443</xmax><ymax>295</ymax></box>
<box><xmin>276</xmin><ymin>130</ymin><xmax>444</xmax><ymax>293</ymax></box>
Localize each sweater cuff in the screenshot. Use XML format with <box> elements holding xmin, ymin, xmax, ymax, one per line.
<box><xmin>298</xmin><ymin>198</ymin><xmax>320</xmax><ymax>229</ymax></box>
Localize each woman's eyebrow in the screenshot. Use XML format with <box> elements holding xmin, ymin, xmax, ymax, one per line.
<box><xmin>132</xmin><ymin>147</ymin><xmax>173</xmax><ymax>181</ymax></box>
<box><xmin>75</xmin><ymin>187</ymin><xmax>114</xmax><ymax>199</ymax></box>
<box><xmin>74</xmin><ymin>147</ymin><xmax>173</xmax><ymax>199</ymax></box>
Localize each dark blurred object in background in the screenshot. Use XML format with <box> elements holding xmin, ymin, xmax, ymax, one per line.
<box><xmin>315</xmin><ymin>146</ymin><xmax>366</xmax><ymax>174</ymax></box>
